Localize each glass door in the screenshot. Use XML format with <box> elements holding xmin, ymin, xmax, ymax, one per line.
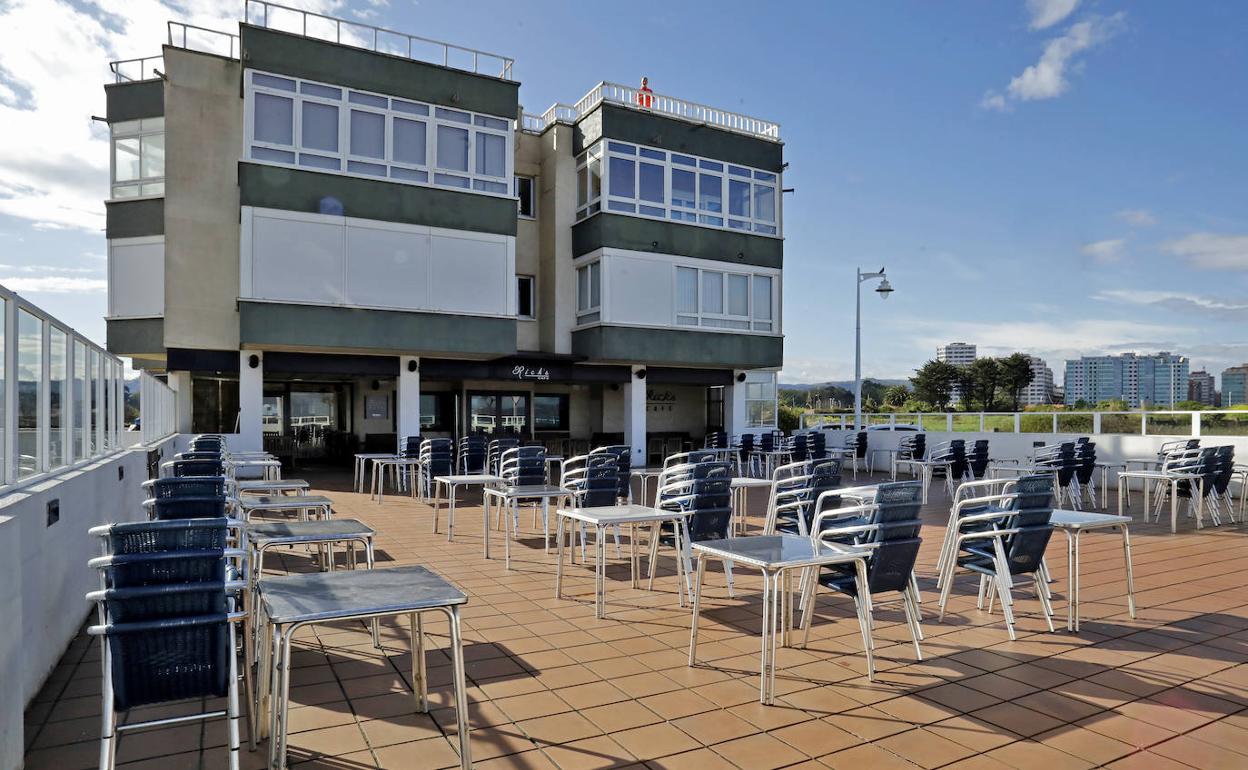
<box><xmin>467</xmin><ymin>392</ymin><xmax>530</xmax><ymax>437</ymax></box>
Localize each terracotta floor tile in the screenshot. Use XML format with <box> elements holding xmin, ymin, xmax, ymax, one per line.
<box><xmin>372</xmin><ymin>736</ymin><xmax>461</xmax><ymax>769</ymax></box>
<box><xmin>769</xmin><ymin>717</ymin><xmax>861</xmax><ymax>757</ymax></box>
<box><xmin>711</xmin><ymin>732</ymin><xmax>808</xmax><ymax>769</ymax></box>
<box><xmin>580</xmin><ymin>701</ymin><xmax>663</xmax><ymax>733</ymax></box>
<box><xmin>611</xmin><ymin>723</ymin><xmax>700</xmax><ymax>761</ymax></box>
<box><xmin>517</xmin><ymin>712</ymin><xmax>603</xmax><ymax>746</ymax></box>
<box><xmin>541</xmin><ymin>735</ymin><xmax>637</xmax><ymax>770</ymax></box>
<box><xmin>820</xmin><ymin>742</ymin><xmax>923</xmax><ymax>769</ymax></box>
<box><xmin>671</xmin><ymin>709</ymin><xmax>761</xmax><ymax>747</ymax></box>
<box><xmin>643</xmin><ymin>747</ymin><xmax>740</xmax><ymax>769</ymax></box>
<box><xmin>876</xmin><ymin>727</ymin><xmax>978</xmax><ymax>768</ymax></box>
<box><xmin>637</xmin><ymin>689</ymin><xmax>718</xmax><ymax>720</ymax></box>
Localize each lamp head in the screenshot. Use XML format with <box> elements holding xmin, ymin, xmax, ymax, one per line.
<box><xmin>876</xmin><ymin>277</ymin><xmax>894</xmax><ymax>299</ymax></box>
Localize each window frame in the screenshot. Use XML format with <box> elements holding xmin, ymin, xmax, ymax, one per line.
<box><xmin>515</xmin><ymin>175</ymin><xmax>537</xmax><ymax>218</ymax></box>
<box><xmin>577</xmin><ymin>139</ymin><xmax>782</xmax><ymax>237</ymax></box>
<box><xmin>575</xmin><ymin>260</ymin><xmax>602</xmax><ymax>325</ymax></box>
<box><xmin>673</xmin><ymin>265</ymin><xmax>777</xmax><ymax>332</ymax></box>
<box><xmin>516</xmin><ymin>274</ymin><xmax>536</xmax><ymax>320</ymax></box>
<box><xmin>109</xmin><ymin>117</ymin><xmax>165</xmax><ymax>200</ymax></box>
<box><xmin>244</xmin><ymin>69</ymin><xmax>515</xmax><ymax>200</ymax></box>
<box><xmin>743</xmin><ymin>371</ymin><xmax>779</xmax><ymax>429</ymax></box>
<box><xmin>532</xmin><ymin>393</ymin><xmax>570</xmax><ymax>432</ymax></box>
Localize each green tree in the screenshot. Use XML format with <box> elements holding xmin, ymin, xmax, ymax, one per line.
<box><xmin>778</xmin><ymin>403</ymin><xmax>802</xmax><ymax>433</ymax></box>
<box><xmin>1096</xmin><ymin>399</ymin><xmax>1129</xmax><ymax>411</ymax></box>
<box><xmin>966</xmin><ymin>358</ymin><xmax>1002</xmax><ymax>411</ymax></box>
<box><xmin>998</xmin><ymin>353</ymin><xmax>1035</xmax><ymax>411</ymax></box>
<box><xmin>883</xmin><ymin>384</ymin><xmax>910</xmax><ymax>407</ymax></box>
<box><xmin>910</xmin><ymin>360</ymin><xmax>959</xmax><ymax>411</ymax></box>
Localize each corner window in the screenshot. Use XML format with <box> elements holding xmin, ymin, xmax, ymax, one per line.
<box><xmin>744</xmin><ymin>372</ymin><xmax>778</xmax><ymax>428</ymax></box>
<box><xmin>576</xmin><ymin>261</ymin><xmax>601</xmax><ymax>324</ymax></box>
<box><xmin>110</xmin><ymin>117</ymin><xmax>165</xmax><ymax>199</ymax></box>
<box><xmin>673</xmin><ymin>266</ymin><xmax>776</xmax><ymax>332</ymax></box>
<box><xmin>517</xmin><ymin>275</ymin><xmax>535</xmax><ymax>319</ymax></box>
<box><xmin>515</xmin><ymin>175</ymin><xmax>536</xmax><ymax>218</ymax></box>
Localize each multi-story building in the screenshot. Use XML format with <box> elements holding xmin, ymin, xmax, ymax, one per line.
<box><xmin>936</xmin><ymin>342</ymin><xmax>976</xmax><ymax>403</ymax></box>
<box><xmin>103</xmin><ymin>6</ymin><xmax>784</xmax><ymax>465</ymax></box>
<box><xmin>1063</xmin><ymin>352</ymin><xmax>1189</xmax><ymax>408</ymax></box>
<box><xmin>1021</xmin><ymin>356</ymin><xmax>1054</xmax><ymax>406</ymax></box>
<box><xmin>1223</xmin><ymin>365</ymin><xmax>1248</xmax><ymax>406</ymax></box>
<box><xmin>1187</xmin><ymin>370</ymin><xmax>1217</xmax><ymax>406</ymax></box>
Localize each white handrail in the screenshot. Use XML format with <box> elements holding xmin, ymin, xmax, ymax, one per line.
<box><xmin>243</xmin><ymin>0</ymin><xmax>515</xmax><ymax>80</ymax></box>
<box><xmin>796</xmin><ymin>410</ymin><xmax>1248</xmax><ymax>437</ymax></box>
<box><xmin>108</xmin><ymin>55</ymin><xmax>163</xmax><ymax>83</ymax></box>
<box><xmin>167</xmin><ymin>21</ymin><xmax>240</xmax><ymax>59</ymax></box>
<box><xmin>582</xmin><ymin>81</ymin><xmax>781</xmax><ymax>141</ymax></box>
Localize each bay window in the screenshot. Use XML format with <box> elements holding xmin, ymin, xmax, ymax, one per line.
<box><xmin>674</xmin><ymin>266</ymin><xmax>776</xmax><ymax>332</ymax></box>
<box><xmin>245</xmin><ymin>70</ymin><xmax>513</xmax><ymax>197</ymax></box>
<box><xmin>579</xmin><ymin>140</ymin><xmax>781</xmax><ymax>236</ymax></box>
<box><xmin>110</xmin><ymin>117</ymin><xmax>165</xmax><ymax>199</ymax></box>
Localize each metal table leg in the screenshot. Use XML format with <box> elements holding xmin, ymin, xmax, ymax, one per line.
<box><xmin>446</xmin><ymin>605</ymin><xmax>471</xmax><ymax>770</ymax></box>
<box><xmin>1121</xmin><ymin>526</ymin><xmax>1137</xmax><ymax>620</ymax></box>
<box><xmin>688</xmin><ymin>553</ymin><xmax>707</xmax><ymax>665</ymax></box>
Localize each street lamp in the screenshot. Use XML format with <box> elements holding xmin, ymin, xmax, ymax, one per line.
<box><xmin>855</xmin><ymin>267</ymin><xmax>893</xmax><ymax>430</ymax></box>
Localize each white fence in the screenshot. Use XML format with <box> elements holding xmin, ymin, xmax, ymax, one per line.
<box><xmin>800</xmin><ymin>411</ymin><xmax>1248</xmax><ymax>438</ymax></box>
<box><xmin>139</xmin><ymin>372</ymin><xmax>176</xmax><ymax>445</ymax></box>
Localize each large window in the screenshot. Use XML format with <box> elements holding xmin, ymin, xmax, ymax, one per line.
<box><xmin>675</xmin><ymin>266</ymin><xmax>776</xmax><ymax>332</ymax></box>
<box><xmin>534</xmin><ymin>394</ymin><xmax>569</xmax><ymax>431</ymax></box>
<box><xmin>419</xmin><ymin>392</ymin><xmax>454</xmax><ymax>432</ymax></box>
<box><xmin>744</xmin><ymin>372</ymin><xmax>778</xmax><ymax>428</ymax></box>
<box><xmin>468</xmin><ymin>393</ymin><xmax>528</xmax><ymax>436</ymax></box>
<box><xmin>16</xmin><ymin>310</ymin><xmax>43</xmax><ymax>479</ymax></box>
<box><xmin>577</xmin><ymin>140</ymin><xmax>780</xmax><ymax>236</ymax></box>
<box><xmin>576</xmin><ymin>261</ymin><xmax>601</xmax><ymax>324</ymax></box>
<box><xmin>110</xmin><ymin>117</ymin><xmax>165</xmax><ymax>199</ymax></box>
<box><xmin>49</xmin><ymin>327</ymin><xmax>67</xmax><ymax>469</ymax></box>
<box><xmin>192</xmin><ymin>375</ymin><xmax>240</xmax><ymax>435</ymax></box>
<box><xmin>246</xmin><ymin>70</ymin><xmax>513</xmax><ymax>197</ymax></box>
<box><xmin>515</xmin><ymin>175</ymin><xmax>536</xmax><ymax>218</ymax></box>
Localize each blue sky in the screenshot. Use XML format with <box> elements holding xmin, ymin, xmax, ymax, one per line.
<box><xmin>0</xmin><ymin>0</ymin><xmax>1244</xmax><ymax>385</ymax></box>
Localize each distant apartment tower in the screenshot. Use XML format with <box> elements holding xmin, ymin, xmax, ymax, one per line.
<box><xmin>937</xmin><ymin>342</ymin><xmax>976</xmax><ymax>404</ymax></box>
<box><xmin>1187</xmin><ymin>370</ymin><xmax>1217</xmax><ymax>406</ymax></box>
<box><xmin>1021</xmin><ymin>356</ymin><xmax>1054</xmax><ymax>405</ymax></box>
<box><xmin>1223</xmin><ymin>365</ymin><xmax>1248</xmax><ymax>406</ymax></box>
<box><xmin>1063</xmin><ymin>352</ymin><xmax>1189</xmax><ymax>408</ymax></box>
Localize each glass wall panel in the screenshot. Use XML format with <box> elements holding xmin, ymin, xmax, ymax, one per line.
<box><xmin>73</xmin><ymin>339</ymin><xmax>86</xmax><ymax>461</ymax></box>
<box><xmin>89</xmin><ymin>348</ymin><xmax>99</xmax><ymax>456</ymax></box>
<box><xmin>16</xmin><ymin>310</ymin><xmax>43</xmax><ymax>478</ymax></box>
<box><xmin>49</xmin><ymin>327</ymin><xmax>67</xmax><ymax>468</ymax></box>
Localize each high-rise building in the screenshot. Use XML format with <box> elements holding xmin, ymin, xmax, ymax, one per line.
<box><xmin>1063</xmin><ymin>352</ymin><xmax>1189</xmax><ymax>408</ymax></box>
<box><xmin>102</xmin><ymin>8</ymin><xmax>786</xmax><ymax>460</ymax></box>
<box><xmin>937</xmin><ymin>342</ymin><xmax>976</xmax><ymax>403</ymax></box>
<box><xmin>1021</xmin><ymin>356</ymin><xmax>1054</xmax><ymax>405</ymax></box>
<box><xmin>1223</xmin><ymin>365</ymin><xmax>1248</xmax><ymax>406</ymax></box>
<box><xmin>1187</xmin><ymin>370</ymin><xmax>1217</xmax><ymax>406</ymax></box>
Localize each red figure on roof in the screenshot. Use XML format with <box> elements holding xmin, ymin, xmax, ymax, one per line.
<box><xmin>637</xmin><ymin>77</ymin><xmax>653</xmax><ymax>109</ymax></box>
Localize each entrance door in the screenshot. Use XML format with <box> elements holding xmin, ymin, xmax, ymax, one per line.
<box><xmin>467</xmin><ymin>392</ymin><xmax>530</xmax><ymax>437</ymax></box>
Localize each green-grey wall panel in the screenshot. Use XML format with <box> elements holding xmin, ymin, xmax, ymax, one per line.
<box><xmin>572</xmin><ymin>326</ymin><xmax>782</xmax><ymax>369</ymax></box>
<box><xmin>239</xmin><ymin>302</ymin><xmax>517</xmax><ymax>357</ymax></box>
<box><xmin>240</xmin><ymin>25</ymin><xmax>519</xmax><ymax>118</ymax></box>
<box><xmin>239</xmin><ymin>163</ymin><xmax>517</xmax><ymax>236</ymax></box>
<box><xmin>573</xmin><ymin>214</ymin><xmax>782</xmax><ymax>268</ymax></box>
<box><xmin>106</xmin><ymin>318</ymin><xmax>165</xmax><ymax>356</ymax></box>
<box><xmin>105</xmin><ymin>80</ymin><xmax>164</xmax><ymax>122</ymax></box>
<box><xmin>106</xmin><ymin>198</ymin><xmax>165</xmax><ymax>238</ymax></box>
<box><xmin>575</xmin><ymin>104</ymin><xmax>783</xmax><ymax>171</ymax></box>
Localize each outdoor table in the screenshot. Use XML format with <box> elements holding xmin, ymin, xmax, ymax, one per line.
<box><xmin>371</xmin><ymin>456</ymin><xmax>421</xmax><ymax>503</ymax></box>
<box><xmin>752</xmin><ymin>449</ymin><xmax>792</xmax><ymax>479</ymax></box>
<box><xmin>353</xmin><ymin>452</ymin><xmax>394</xmax><ymax>493</ymax></box>
<box><xmin>239</xmin><ymin>494</ymin><xmax>333</xmax><ymax>523</ymax></box>
<box><xmin>730</xmin><ymin>477</ymin><xmax>772</xmax><ymax>535</ymax></box>
<box><xmin>629</xmin><ymin>467</ymin><xmax>665</xmax><ymax>505</ymax></box>
<box><xmin>237</xmin><ymin>479</ymin><xmax>310</xmax><ymax>497</ymax></box>
<box><xmin>233</xmin><ymin>457</ymin><xmax>283</xmax><ymax>481</ymax></box>
<box><xmin>555</xmin><ymin>504</ymin><xmax>689</xmax><ymax>619</ymax></box>
<box><xmin>246</xmin><ymin>518</ymin><xmax>376</xmax><ymax>578</ymax></box>
<box><xmin>893</xmin><ymin>458</ymin><xmax>949</xmax><ymax>504</ymax></box>
<box><xmin>1116</xmin><ymin>469</ymin><xmax>1205</xmax><ymax>532</ymax></box>
<box><xmin>258</xmin><ymin>566</ymin><xmax>470</xmax><ymax>770</ymax></box>
<box><xmin>482</xmin><ymin>484</ymin><xmax>573</xmax><ymax>565</ymax></box>
<box><xmin>1049</xmin><ymin>509</ymin><xmax>1136</xmax><ymax>633</ymax></box>
<box><xmin>867</xmin><ymin>447</ymin><xmax>897</xmax><ymax>474</ymax></box>
<box><xmin>432</xmin><ymin>474</ymin><xmax>504</xmax><ymax>541</ymax></box>
<box><xmin>687</xmin><ymin>534</ymin><xmax>873</xmax><ymax>703</ymax></box>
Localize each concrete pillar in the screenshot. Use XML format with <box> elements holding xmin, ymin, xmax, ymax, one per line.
<box><xmin>623</xmin><ymin>366</ymin><xmax>647</xmax><ymax>469</ymax></box>
<box><xmin>398</xmin><ymin>356</ymin><xmax>421</xmax><ymax>449</ymax></box>
<box><xmin>238</xmin><ymin>350</ymin><xmax>263</xmax><ymax>451</ymax></box>
<box><xmin>725</xmin><ymin>371</ymin><xmax>748</xmax><ymax>439</ymax></box>
<box><xmin>168</xmin><ymin>370</ymin><xmax>194</xmax><ymax>434</ymax></box>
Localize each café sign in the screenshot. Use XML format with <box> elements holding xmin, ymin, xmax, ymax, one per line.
<box><xmin>511</xmin><ymin>365</ymin><xmax>551</xmax><ymax>381</ymax></box>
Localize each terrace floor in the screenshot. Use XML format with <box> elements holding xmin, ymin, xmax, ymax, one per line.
<box><xmin>22</xmin><ymin>469</ymin><xmax>1248</xmax><ymax>769</ymax></box>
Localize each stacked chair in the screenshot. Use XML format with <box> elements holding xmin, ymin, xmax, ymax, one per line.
<box><xmin>143</xmin><ymin>476</ymin><xmax>236</xmax><ymax>520</ymax></box>
<box><xmin>936</xmin><ymin>474</ymin><xmax>1057</xmax><ymax>640</ymax></box>
<box><xmin>1211</xmin><ymin>446</ymin><xmax>1241</xmax><ymax>523</ymax></box>
<box><xmin>1034</xmin><ymin>442</ymin><xmax>1078</xmax><ymax>508</ymax></box>
<box><xmin>764</xmin><ymin>459</ymin><xmax>843</xmax><ymax>536</ymax></box>
<box><xmin>928</xmin><ymin>440</ymin><xmax>969</xmax><ymax>497</ymax></box>
<box><xmin>418</xmin><ymin>438</ymin><xmax>454</xmax><ymax>501</ymax></box>
<box><xmin>893</xmin><ymin>433</ymin><xmax>927</xmax><ymax>479</ymax></box>
<box><xmin>967</xmin><ymin>440</ymin><xmax>991</xmax><ymax>480</ymax></box>
<box><xmin>88</xmin><ymin>479</ymin><xmax>248</xmax><ymax>768</ymax></box>
<box><xmin>1154</xmin><ymin>446</ymin><xmax>1223</xmax><ymax>527</ymax></box>
<box><xmin>733</xmin><ymin>434</ymin><xmax>755</xmax><ymax>477</ymax></box>
<box><xmin>592</xmin><ymin>445</ymin><xmax>631</xmax><ymax>503</ymax></box>
<box><xmin>496</xmin><ymin>446</ymin><xmax>549</xmax><ymax>532</ymax></box>
<box><xmin>649</xmin><ymin>459</ymin><xmax>735</xmax><ymax>601</ymax></box>
<box><xmin>487</xmin><ymin>437</ymin><xmax>520</xmax><ymax>475</ymax></box>
<box><xmin>841</xmin><ymin>431</ymin><xmax>868</xmax><ymax>478</ymax></box>
<box><xmin>458</xmin><ymin>434</ymin><xmax>487</xmax><ymax>475</ymax></box>
<box><xmin>703</xmin><ymin>431</ymin><xmax>728</xmax><ymax>450</ymax></box>
<box><xmin>560</xmin><ymin>452</ymin><xmax>621</xmax><ymax>555</ymax></box>
<box><xmin>808</xmin><ymin>431</ymin><xmax>828</xmax><ymax>461</ymax></box>
<box><xmin>800</xmin><ymin>481</ymin><xmax>925</xmax><ymax>658</ymax></box>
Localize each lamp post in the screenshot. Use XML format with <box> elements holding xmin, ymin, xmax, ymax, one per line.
<box><xmin>855</xmin><ymin>267</ymin><xmax>893</xmax><ymax>430</ymax></box>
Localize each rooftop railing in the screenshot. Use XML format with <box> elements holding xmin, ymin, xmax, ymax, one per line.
<box><xmin>108</xmin><ymin>55</ymin><xmax>162</xmax><ymax>83</ymax></box>
<box><xmin>799</xmin><ymin>410</ymin><xmax>1248</xmax><ymax>437</ymax></box>
<box><xmin>244</xmin><ymin>0</ymin><xmax>515</xmax><ymax>80</ymax></box>
<box><xmin>168</xmin><ymin>21</ymin><xmax>240</xmax><ymax>59</ymax></box>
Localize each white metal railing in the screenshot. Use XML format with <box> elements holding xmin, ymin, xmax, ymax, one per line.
<box><xmin>797</xmin><ymin>410</ymin><xmax>1248</xmax><ymax>438</ymax></box>
<box><xmin>243</xmin><ymin>0</ymin><xmax>514</xmax><ymax>79</ymax></box>
<box><xmin>574</xmin><ymin>81</ymin><xmax>781</xmax><ymax>141</ymax></box>
<box><xmin>0</xmin><ymin>283</ymin><xmax>127</xmax><ymax>492</ymax></box>
<box><xmin>139</xmin><ymin>372</ymin><xmax>176</xmax><ymax>445</ymax></box>
<box><xmin>520</xmin><ymin>114</ymin><xmax>545</xmax><ymax>133</ymax></box>
<box><xmin>109</xmin><ymin>55</ymin><xmax>163</xmax><ymax>83</ymax></box>
<box><xmin>168</xmin><ymin>21</ymin><xmax>240</xmax><ymax>59</ymax></box>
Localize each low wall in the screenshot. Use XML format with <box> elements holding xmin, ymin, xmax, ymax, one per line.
<box><xmin>0</xmin><ymin>438</ymin><xmax>175</xmax><ymax>768</ymax></box>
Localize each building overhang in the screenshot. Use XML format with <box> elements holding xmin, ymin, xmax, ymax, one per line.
<box><xmin>572</xmin><ymin>325</ymin><xmax>782</xmax><ymax>370</ymax></box>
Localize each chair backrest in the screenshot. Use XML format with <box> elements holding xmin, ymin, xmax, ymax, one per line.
<box><xmin>146</xmin><ymin>476</ymin><xmax>232</xmax><ymax>499</ymax></box>
<box><xmin>487</xmin><ymin>437</ymin><xmax>520</xmax><ymax>473</ymax></box>
<box><xmin>855</xmin><ymin>431</ymin><xmax>868</xmax><ymax>458</ymax></box>
<box><xmin>872</xmin><ymin>481</ymin><xmax>923</xmax><ymax>523</ymax></box>
<box><xmin>592</xmin><ymin>445</ymin><xmax>630</xmax><ymax>499</ymax></box>
<box><xmin>168</xmin><ymin>459</ymin><xmax>228</xmax><ymax>478</ymax></box>
<box><xmin>704</xmin><ymin>431</ymin><xmax>728</xmax><ymax>449</ymax></box>
<box><xmin>1213</xmin><ymin>445</ymin><xmax>1236</xmax><ymax>493</ymax></box>
<box><xmin>400</xmin><ymin>435</ymin><xmax>422</xmax><ymax>456</ymax></box>
<box><xmin>501</xmin><ymin>446</ymin><xmax>546</xmax><ymax>486</ymax></box>
<box><xmin>99</xmin><ymin>518</ymin><xmax>230</xmax><ymax>556</ymax></box>
<box><xmin>420</xmin><ymin>438</ymin><xmax>454</xmax><ymax>477</ymax></box>
<box><xmin>865</xmin><ymin>536</ymin><xmax>923</xmax><ymax>594</ymax></box>
<box><xmin>459</xmin><ymin>434</ymin><xmax>488</xmax><ymax>473</ymax></box>
<box><xmin>150</xmin><ymin>497</ymin><xmax>231</xmax><ymax>520</ymax></box>
<box><xmin>176</xmin><ymin>451</ymin><xmax>224</xmax><ymax>462</ymax></box>
<box><xmin>562</xmin><ymin>453</ymin><xmax>618</xmax><ymax>508</ymax></box>
<box><xmin>660</xmin><ymin>472</ymin><xmax>732</xmax><ymax>542</ymax></box>
<box><xmin>664</xmin><ymin>450</ymin><xmax>717</xmax><ymax>469</ymax></box>
<box><xmin>96</xmin><ymin>549</ymin><xmax>228</xmax><ymax>589</ymax></box>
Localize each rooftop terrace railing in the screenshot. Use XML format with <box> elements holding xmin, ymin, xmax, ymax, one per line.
<box><xmin>244</xmin><ymin>0</ymin><xmax>515</xmax><ymax>80</ymax></box>
<box><xmin>800</xmin><ymin>410</ymin><xmax>1248</xmax><ymax>437</ymax></box>
<box><xmin>108</xmin><ymin>55</ymin><xmax>162</xmax><ymax>83</ymax></box>
<box><xmin>139</xmin><ymin>372</ymin><xmax>176</xmax><ymax>446</ymax></box>
<box><xmin>168</xmin><ymin>21</ymin><xmax>240</xmax><ymax>59</ymax></box>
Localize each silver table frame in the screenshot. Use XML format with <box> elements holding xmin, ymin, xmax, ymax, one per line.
<box><xmin>239</xmin><ymin>495</ymin><xmax>333</xmax><ymax>523</ymax></box>
<box><xmin>729</xmin><ymin>477</ymin><xmax>772</xmax><ymax>535</ymax></box>
<box><xmin>432</xmin><ymin>474</ymin><xmax>504</xmax><ymax>540</ymax></box>
<box><xmin>1116</xmin><ymin>469</ymin><xmax>1206</xmax><ymax>532</ymax></box>
<box><xmin>482</xmin><ymin>484</ymin><xmax>573</xmax><ymax>566</ymax></box>
<box><xmin>687</xmin><ymin>535</ymin><xmax>873</xmax><ymax>703</ymax></box>
<box><xmin>237</xmin><ymin>479</ymin><xmax>310</xmax><ymax>497</ymax></box>
<box><xmin>1049</xmin><ymin>509</ymin><xmax>1136</xmax><ymax>633</ymax></box>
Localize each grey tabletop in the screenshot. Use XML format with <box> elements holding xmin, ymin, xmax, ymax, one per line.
<box><xmin>730</xmin><ymin>477</ymin><xmax>773</xmax><ymax>488</ymax></box>
<box><xmin>1049</xmin><ymin>509</ymin><xmax>1131</xmax><ymax>529</ymax></box>
<box><xmin>691</xmin><ymin>534</ymin><xmax>867</xmax><ymax>570</ymax></box>
<box><xmin>247</xmin><ymin>518</ymin><xmax>375</xmax><ymax>542</ymax></box>
<box><xmin>483</xmin><ymin>484</ymin><xmax>572</xmax><ymax>498</ymax></box>
<box><xmin>559</xmin><ymin>504</ymin><xmax>684</xmax><ymax>526</ymax></box>
<box><xmin>240</xmin><ymin>494</ymin><xmax>334</xmax><ymax>509</ymax></box>
<box><xmin>238</xmin><ymin>479</ymin><xmax>310</xmax><ymax>489</ymax></box>
<box><xmin>259</xmin><ymin>565</ymin><xmax>466</xmax><ymax>624</ymax></box>
<box><xmin>434</xmin><ymin>474</ymin><xmax>504</xmax><ymax>485</ymax></box>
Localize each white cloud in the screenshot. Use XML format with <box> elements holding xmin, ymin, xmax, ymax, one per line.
<box><xmin>983</xmin><ymin>13</ymin><xmax>1126</xmax><ymax>110</ymax></box>
<box><xmin>1081</xmin><ymin>238</ymin><xmax>1126</xmax><ymax>264</ymax></box>
<box><xmin>1115</xmin><ymin>209</ymin><xmax>1156</xmax><ymax>227</ymax></box>
<box><xmin>0</xmin><ymin>0</ymin><xmax>347</xmax><ymax>232</ymax></box>
<box><xmin>1161</xmin><ymin>232</ymin><xmax>1248</xmax><ymax>270</ymax></box>
<box><xmin>1027</xmin><ymin>0</ymin><xmax>1080</xmax><ymax>30</ymax></box>
<box><xmin>0</xmin><ymin>276</ymin><xmax>107</xmax><ymax>293</ymax></box>
<box><xmin>1095</xmin><ymin>289</ymin><xmax>1248</xmax><ymax>318</ymax></box>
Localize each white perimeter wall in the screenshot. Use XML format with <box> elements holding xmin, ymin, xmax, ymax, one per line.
<box><xmin>241</xmin><ymin>206</ymin><xmax>515</xmax><ymax>317</ymax></box>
